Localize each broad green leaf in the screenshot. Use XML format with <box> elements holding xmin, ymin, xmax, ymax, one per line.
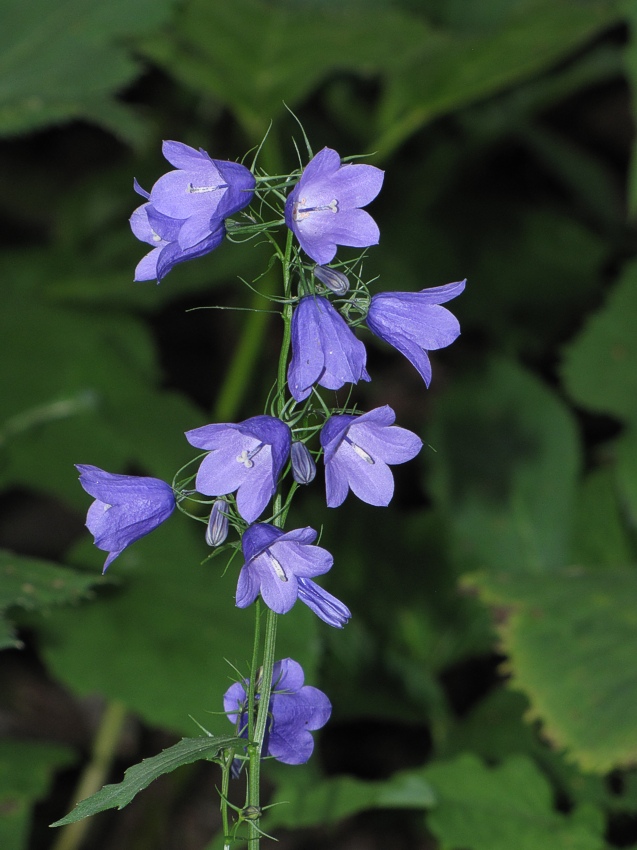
<box><xmin>616</xmin><ymin>425</ymin><xmax>637</xmax><ymax>524</ymax></box>
<box><xmin>0</xmin><ymin>549</ymin><xmax>105</xmax><ymax>649</ymax></box>
<box><xmin>0</xmin><ymin>740</ymin><xmax>74</xmax><ymax>850</ymax></box>
<box><xmin>51</xmin><ymin>735</ymin><xmax>243</xmax><ymax>826</ymax></box>
<box><xmin>0</xmin><ymin>0</ymin><xmax>176</xmax><ymax>141</ymax></box>
<box><xmin>624</xmin><ymin>0</ymin><xmax>637</xmax><ymax>215</ymax></box>
<box><xmin>561</xmin><ymin>260</ymin><xmax>637</xmax><ymax>421</ymax></box>
<box><xmin>375</xmin><ymin>0</ymin><xmax>621</xmax><ymax>156</ymax></box>
<box><xmin>37</xmin><ymin>521</ymin><xmax>319</xmax><ymax>736</ymax></box>
<box><xmin>138</xmin><ymin>0</ymin><xmax>429</xmax><ymax>137</ymax></box>
<box><xmin>0</xmin><ymin>280</ymin><xmax>204</xmax><ymax>506</ymax></box>
<box><xmin>423</xmin><ymin>754</ymin><xmax>605</xmax><ymax>850</ymax></box>
<box><xmin>464</xmin><ymin>569</ymin><xmax>637</xmax><ymax>772</ymax></box>
<box><xmin>569</xmin><ymin>469</ymin><xmax>633</xmax><ymax>568</ymax></box>
<box><xmin>427</xmin><ymin>358</ymin><xmax>580</xmax><ymax>573</ymax></box>
<box><xmin>264</xmin><ymin>766</ymin><xmax>436</xmax><ymax>830</ymax></box>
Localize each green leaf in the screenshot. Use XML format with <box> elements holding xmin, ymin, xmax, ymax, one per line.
<box><xmin>464</xmin><ymin>569</ymin><xmax>637</xmax><ymax>772</ymax></box>
<box><xmin>561</xmin><ymin>260</ymin><xmax>637</xmax><ymax>422</ymax></box>
<box><xmin>264</xmin><ymin>766</ymin><xmax>436</xmax><ymax>830</ymax></box>
<box><xmin>569</xmin><ymin>469</ymin><xmax>633</xmax><ymax>568</ymax></box>
<box><xmin>0</xmin><ymin>0</ymin><xmax>176</xmax><ymax>140</ymax></box>
<box><xmin>0</xmin><ymin>549</ymin><xmax>105</xmax><ymax>649</ymax></box>
<box><xmin>427</xmin><ymin>357</ymin><xmax>581</xmax><ymax>573</ymax></box>
<box><xmin>51</xmin><ymin>734</ymin><xmax>244</xmax><ymax>826</ymax></box>
<box><xmin>375</xmin><ymin>0</ymin><xmax>621</xmax><ymax>156</ymax></box>
<box><xmin>423</xmin><ymin>754</ymin><xmax>605</xmax><ymax>850</ymax></box>
<box><xmin>37</xmin><ymin>521</ymin><xmax>319</xmax><ymax>735</ymax></box>
<box><xmin>138</xmin><ymin>0</ymin><xmax>429</xmax><ymax>137</ymax></box>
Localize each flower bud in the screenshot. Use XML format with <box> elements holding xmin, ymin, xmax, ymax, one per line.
<box><xmin>313</xmin><ymin>265</ymin><xmax>349</xmax><ymax>296</ymax></box>
<box><xmin>290</xmin><ymin>441</ymin><xmax>316</xmax><ymax>485</ymax></box>
<box><xmin>206</xmin><ymin>499</ymin><xmax>230</xmax><ymax>546</ymax></box>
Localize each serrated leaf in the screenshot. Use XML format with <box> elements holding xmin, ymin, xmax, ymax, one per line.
<box><xmin>427</xmin><ymin>357</ymin><xmax>580</xmax><ymax>573</ymax></box>
<box><xmin>423</xmin><ymin>754</ymin><xmax>605</xmax><ymax>850</ymax></box>
<box><xmin>0</xmin><ymin>549</ymin><xmax>105</xmax><ymax>649</ymax></box>
<box><xmin>464</xmin><ymin>569</ymin><xmax>637</xmax><ymax>772</ymax></box>
<box><xmin>264</xmin><ymin>767</ymin><xmax>436</xmax><ymax>830</ymax></box>
<box><xmin>561</xmin><ymin>260</ymin><xmax>637</xmax><ymax>422</ymax></box>
<box><xmin>51</xmin><ymin>735</ymin><xmax>244</xmax><ymax>826</ymax></box>
<box><xmin>0</xmin><ymin>740</ymin><xmax>74</xmax><ymax>849</ymax></box>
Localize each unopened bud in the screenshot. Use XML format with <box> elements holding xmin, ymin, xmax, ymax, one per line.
<box><xmin>290</xmin><ymin>441</ymin><xmax>316</xmax><ymax>485</ymax></box>
<box><xmin>206</xmin><ymin>499</ymin><xmax>229</xmax><ymax>546</ymax></box>
<box><xmin>313</xmin><ymin>265</ymin><xmax>349</xmax><ymax>296</ymax></box>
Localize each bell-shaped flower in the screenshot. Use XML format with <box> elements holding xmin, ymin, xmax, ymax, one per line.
<box><xmin>205</xmin><ymin>498</ymin><xmax>230</xmax><ymax>547</ymax></box>
<box><xmin>290</xmin><ymin>441</ymin><xmax>316</xmax><ymax>485</ymax></box>
<box><xmin>297</xmin><ymin>577</ymin><xmax>351</xmax><ymax>628</ymax></box>
<box><xmin>285</xmin><ymin>147</ymin><xmax>384</xmax><ymax>264</ymax></box>
<box><xmin>235</xmin><ymin>523</ymin><xmax>333</xmax><ymax>615</ymax></box>
<box><xmin>288</xmin><ymin>295</ymin><xmax>370</xmax><ymax>402</ymax></box>
<box><xmin>313</xmin><ymin>264</ymin><xmax>349</xmax><ymax>296</ymax></box>
<box><xmin>224</xmin><ymin>658</ymin><xmax>331</xmax><ymax>766</ymax></box>
<box><xmin>185</xmin><ymin>415</ymin><xmax>291</xmax><ymax>523</ymax></box>
<box><xmin>320</xmin><ymin>405</ymin><xmax>422</xmax><ymax>507</ymax></box>
<box><xmin>75</xmin><ymin>464</ymin><xmax>176</xmax><ymax>572</ymax></box>
<box><xmin>366</xmin><ymin>280</ymin><xmax>466</xmax><ymax>386</ymax></box>
<box><xmin>130</xmin><ymin>201</ymin><xmax>224</xmax><ymax>283</ymax></box>
<box><xmin>149</xmin><ymin>141</ymin><xmax>256</xmax><ymax>250</ymax></box>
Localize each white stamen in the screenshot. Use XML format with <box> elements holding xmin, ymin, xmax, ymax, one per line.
<box><xmin>151</xmin><ymin>233</ymin><xmax>162</xmax><ymax>243</ymax></box>
<box><xmin>267</xmin><ymin>551</ymin><xmax>288</xmax><ymax>582</ymax></box>
<box><xmin>345</xmin><ymin>437</ymin><xmax>375</xmax><ymax>465</ymax></box>
<box><xmin>293</xmin><ymin>197</ymin><xmax>339</xmax><ymax>221</ymax></box>
<box><xmin>186</xmin><ymin>182</ymin><xmax>227</xmax><ymax>194</ymax></box>
<box><xmin>236</xmin><ymin>443</ymin><xmax>264</xmax><ymax>469</ymax></box>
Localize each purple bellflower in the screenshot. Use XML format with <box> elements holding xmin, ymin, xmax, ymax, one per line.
<box><xmin>320</xmin><ymin>405</ymin><xmax>422</xmax><ymax>508</ymax></box>
<box><xmin>285</xmin><ymin>147</ymin><xmax>384</xmax><ymax>264</ymax></box>
<box><xmin>75</xmin><ymin>464</ymin><xmax>176</xmax><ymax>572</ymax></box>
<box><xmin>236</xmin><ymin>523</ymin><xmax>333</xmax><ymax>616</ymax></box>
<box><xmin>185</xmin><ymin>416</ymin><xmax>291</xmax><ymax>523</ymax></box>
<box><xmin>297</xmin><ymin>577</ymin><xmax>351</xmax><ymax>628</ymax></box>
<box><xmin>205</xmin><ymin>498</ymin><xmax>230</xmax><ymax>547</ymax></box>
<box><xmin>130</xmin><ymin>201</ymin><xmax>224</xmax><ymax>282</ymax></box>
<box><xmin>313</xmin><ymin>264</ymin><xmax>349</xmax><ymax>296</ymax></box>
<box><xmin>224</xmin><ymin>657</ymin><xmax>331</xmax><ymax>766</ymax></box>
<box><xmin>366</xmin><ymin>280</ymin><xmax>466</xmax><ymax>386</ymax></box>
<box><xmin>149</xmin><ymin>141</ymin><xmax>256</xmax><ymax>250</ymax></box>
<box><xmin>288</xmin><ymin>295</ymin><xmax>370</xmax><ymax>402</ymax></box>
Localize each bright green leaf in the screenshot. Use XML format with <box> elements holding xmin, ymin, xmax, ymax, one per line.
<box><xmin>423</xmin><ymin>754</ymin><xmax>605</xmax><ymax>850</ymax></box>
<box><xmin>464</xmin><ymin>569</ymin><xmax>637</xmax><ymax>772</ymax></box>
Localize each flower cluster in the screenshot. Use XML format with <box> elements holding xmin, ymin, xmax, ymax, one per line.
<box><xmin>76</xmin><ymin>140</ymin><xmax>466</xmax><ymax>776</ymax></box>
<box><xmin>131</xmin><ymin>141</ymin><xmax>255</xmax><ymax>282</ymax></box>
<box><xmin>224</xmin><ymin>658</ymin><xmax>331</xmax><ymax>767</ymax></box>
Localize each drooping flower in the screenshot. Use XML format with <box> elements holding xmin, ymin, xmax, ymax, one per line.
<box><xmin>130</xmin><ymin>201</ymin><xmax>224</xmax><ymax>283</ymax></box>
<box><xmin>235</xmin><ymin>523</ymin><xmax>333</xmax><ymax>615</ymax></box>
<box><xmin>313</xmin><ymin>264</ymin><xmax>349</xmax><ymax>296</ymax></box>
<box><xmin>285</xmin><ymin>147</ymin><xmax>384</xmax><ymax>264</ymax></box>
<box><xmin>224</xmin><ymin>658</ymin><xmax>331</xmax><ymax>766</ymax></box>
<box><xmin>320</xmin><ymin>405</ymin><xmax>422</xmax><ymax>508</ymax></box>
<box><xmin>290</xmin><ymin>441</ymin><xmax>317</xmax><ymax>485</ymax></box>
<box><xmin>297</xmin><ymin>577</ymin><xmax>351</xmax><ymax>628</ymax></box>
<box><xmin>185</xmin><ymin>416</ymin><xmax>291</xmax><ymax>523</ymax></box>
<box><xmin>149</xmin><ymin>141</ymin><xmax>256</xmax><ymax>250</ymax></box>
<box><xmin>75</xmin><ymin>464</ymin><xmax>176</xmax><ymax>572</ymax></box>
<box><xmin>288</xmin><ymin>295</ymin><xmax>370</xmax><ymax>402</ymax></box>
<box><xmin>366</xmin><ymin>280</ymin><xmax>466</xmax><ymax>386</ymax></box>
<box><xmin>205</xmin><ymin>498</ymin><xmax>230</xmax><ymax>547</ymax></box>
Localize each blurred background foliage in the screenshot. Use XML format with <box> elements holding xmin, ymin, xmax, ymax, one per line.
<box><xmin>1</xmin><ymin>0</ymin><xmax>637</xmax><ymax>848</ymax></box>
